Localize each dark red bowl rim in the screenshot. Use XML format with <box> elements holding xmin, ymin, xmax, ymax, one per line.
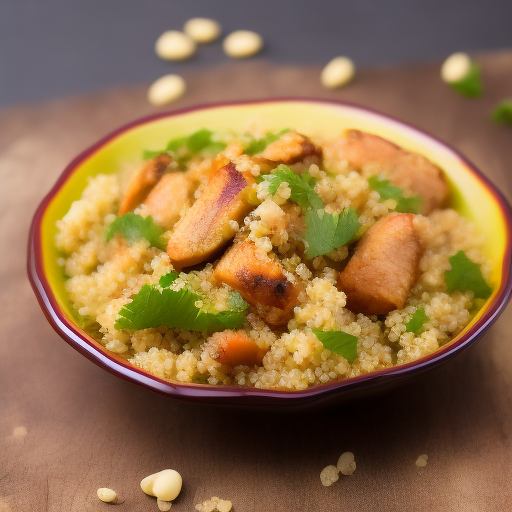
<box><xmin>27</xmin><ymin>97</ymin><xmax>512</xmax><ymax>404</ymax></box>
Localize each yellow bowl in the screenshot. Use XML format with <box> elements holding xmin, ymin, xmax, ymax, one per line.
<box><xmin>28</xmin><ymin>99</ymin><xmax>512</xmax><ymax>407</ymax></box>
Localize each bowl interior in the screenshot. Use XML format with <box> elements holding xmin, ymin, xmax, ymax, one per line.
<box><xmin>36</xmin><ymin>99</ymin><xmax>511</xmax><ymax>394</ymax></box>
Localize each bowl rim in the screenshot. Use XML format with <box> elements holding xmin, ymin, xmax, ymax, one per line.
<box><xmin>27</xmin><ymin>97</ymin><xmax>512</xmax><ymax>404</ymax></box>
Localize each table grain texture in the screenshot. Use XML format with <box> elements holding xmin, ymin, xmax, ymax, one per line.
<box><xmin>1</xmin><ymin>51</ymin><xmax>511</xmax><ymax>512</ymax></box>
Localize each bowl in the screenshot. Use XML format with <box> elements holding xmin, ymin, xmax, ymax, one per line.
<box><xmin>28</xmin><ymin>98</ymin><xmax>512</xmax><ymax>408</ymax></box>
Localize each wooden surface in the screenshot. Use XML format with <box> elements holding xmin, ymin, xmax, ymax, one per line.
<box><xmin>1</xmin><ymin>52</ymin><xmax>512</xmax><ymax>512</ymax></box>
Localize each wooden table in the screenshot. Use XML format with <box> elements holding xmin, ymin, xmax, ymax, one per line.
<box><xmin>1</xmin><ymin>51</ymin><xmax>511</xmax><ymax>512</ymax></box>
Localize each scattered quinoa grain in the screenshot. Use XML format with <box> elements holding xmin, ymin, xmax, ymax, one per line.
<box><xmin>320</xmin><ymin>465</ymin><xmax>340</xmax><ymax>486</ymax></box>
<box><xmin>415</xmin><ymin>454</ymin><xmax>429</xmax><ymax>467</ymax></box>
<box><xmin>10</xmin><ymin>426</ymin><xmax>27</xmax><ymax>441</ymax></box>
<box><xmin>157</xmin><ymin>499</ymin><xmax>173</xmax><ymax>511</ymax></box>
<box><xmin>195</xmin><ymin>496</ymin><xmax>232</xmax><ymax>512</ymax></box>
<box><xmin>337</xmin><ymin>451</ymin><xmax>356</xmax><ymax>475</ymax></box>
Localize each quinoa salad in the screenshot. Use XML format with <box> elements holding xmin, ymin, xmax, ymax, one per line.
<box><xmin>55</xmin><ymin>127</ymin><xmax>493</xmax><ymax>390</ymax></box>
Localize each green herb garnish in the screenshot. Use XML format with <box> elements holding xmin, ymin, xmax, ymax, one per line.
<box><xmin>244</xmin><ymin>128</ymin><xmax>291</xmax><ymax>156</ymax></box>
<box><xmin>304</xmin><ymin>207</ymin><xmax>360</xmax><ymax>259</ymax></box>
<box><xmin>142</xmin><ymin>129</ymin><xmax>227</xmax><ymax>168</ymax></box>
<box><xmin>115</xmin><ymin>274</ymin><xmax>248</xmax><ymax>334</ymax></box>
<box><xmin>158</xmin><ymin>271</ymin><xmax>179</xmax><ymax>288</ymax></box>
<box><xmin>444</xmin><ymin>250</ymin><xmax>492</xmax><ymax>299</ymax></box>
<box><xmin>450</xmin><ymin>62</ymin><xmax>483</xmax><ymax>98</ymax></box>
<box><xmin>405</xmin><ymin>307</ymin><xmax>429</xmax><ymax>334</ymax></box>
<box><xmin>106</xmin><ymin>213</ymin><xmax>166</xmax><ymax>250</ymax></box>
<box><xmin>263</xmin><ymin>165</ymin><xmax>324</xmax><ymax>210</ymax></box>
<box><xmin>491</xmin><ymin>99</ymin><xmax>512</xmax><ymax>126</ymax></box>
<box><xmin>227</xmin><ymin>291</ymin><xmax>249</xmax><ymax>312</ymax></box>
<box><xmin>368</xmin><ymin>176</ymin><xmax>423</xmax><ymax>213</ymax></box>
<box><xmin>312</xmin><ymin>329</ymin><xmax>358</xmax><ymax>363</ymax></box>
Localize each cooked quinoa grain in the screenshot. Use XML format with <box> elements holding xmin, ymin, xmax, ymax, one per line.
<box><xmin>320</xmin><ymin>465</ymin><xmax>340</xmax><ymax>486</ymax></box>
<box><xmin>56</xmin><ymin>126</ymin><xmax>492</xmax><ymax>390</ymax></box>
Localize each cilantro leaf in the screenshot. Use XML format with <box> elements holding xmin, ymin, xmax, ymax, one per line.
<box><xmin>263</xmin><ymin>165</ymin><xmax>324</xmax><ymax>210</ymax></box>
<box><xmin>106</xmin><ymin>213</ymin><xmax>166</xmax><ymax>250</ymax></box>
<box><xmin>159</xmin><ymin>271</ymin><xmax>179</xmax><ymax>288</ymax></box>
<box><xmin>445</xmin><ymin>251</ymin><xmax>492</xmax><ymax>299</ymax></box>
<box><xmin>115</xmin><ymin>283</ymin><xmax>248</xmax><ymax>334</ymax></box>
<box><xmin>227</xmin><ymin>291</ymin><xmax>249</xmax><ymax>312</ymax></box>
<box><xmin>244</xmin><ymin>128</ymin><xmax>291</xmax><ymax>156</ymax></box>
<box><xmin>368</xmin><ymin>176</ymin><xmax>423</xmax><ymax>213</ymax></box>
<box><xmin>312</xmin><ymin>328</ymin><xmax>358</xmax><ymax>363</ymax></box>
<box><xmin>450</xmin><ymin>62</ymin><xmax>483</xmax><ymax>98</ymax></box>
<box><xmin>491</xmin><ymin>99</ymin><xmax>512</xmax><ymax>126</ymax></box>
<box><xmin>405</xmin><ymin>307</ymin><xmax>429</xmax><ymax>334</ymax></box>
<box><xmin>143</xmin><ymin>129</ymin><xmax>227</xmax><ymax>166</ymax></box>
<box><xmin>304</xmin><ymin>207</ymin><xmax>360</xmax><ymax>259</ymax></box>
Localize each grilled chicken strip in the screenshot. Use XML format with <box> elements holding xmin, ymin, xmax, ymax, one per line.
<box><xmin>337</xmin><ymin>213</ymin><xmax>423</xmax><ymax>316</ymax></box>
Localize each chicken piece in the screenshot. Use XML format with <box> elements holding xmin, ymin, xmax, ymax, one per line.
<box><xmin>205</xmin><ymin>330</ymin><xmax>267</xmax><ymax>367</ymax></box>
<box><xmin>118</xmin><ymin>153</ymin><xmax>172</xmax><ymax>215</ymax></box>
<box><xmin>143</xmin><ymin>172</ymin><xmax>196</xmax><ymax>229</ymax></box>
<box><xmin>261</xmin><ymin>131</ymin><xmax>321</xmax><ymax>165</ymax></box>
<box><xmin>215</xmin><ymin>238</ymin><xmax>299</xmax><ymax>323</ymax></box>
<box><xmin>167</xmin><ymin>161</ymin><xmax>254</xmax><ymax>268</ymax></box>
<box><xmin>324</xmin><ymin>130</ymin><xmax>449</xmax><ymax>214</ymax></box>
<box><xmin>337</xmin><ymin>213</ymin><xmax>423</xmax><ymax>316</ymax></box>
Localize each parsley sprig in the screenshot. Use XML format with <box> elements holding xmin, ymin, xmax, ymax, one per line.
<box><xmin>115</xmin><ymin>272</ymin><xmax>249</xmax><ymax>334</ymax></box>
<box><xmin>368</xmin><ymin>176</ymin><xmax>423</xmax><ymax>213</ymax></box>
<box><xmin>313</xmin><ymin>329</ymin><xmax>358</xmax><ymax>363</ymax></box>
<box><xmin>263</xmin><ymin>165</ymin><xmax>323</xmax><ymax>210</ymax></box>
<box><xmin>143</xmin><ymin>129</ymin><xmax>227</xmax><ymax>168</ymax></box>
<box><xmin>491</xmin><ymin>99</ymin><xmax>512</xmax><ymax>126</ymax></box>
<box><xmin>445</xmin><ymin>251</ymin><xmax>492</xmax><ymax>299</ymax></box>
<box><xmin>405</xmin><ymin>307</ymin><xmax>429</xmax><ymax>334</ymax></box>
<box><xmin>243</xmin><ymin>128</ymin><xmax>291</xmax><ymax>156</ymax></box>
<box><xmin>106</xmin><ymin>213</ymin><xmax>166</xmax><ymax>250</ymax></box>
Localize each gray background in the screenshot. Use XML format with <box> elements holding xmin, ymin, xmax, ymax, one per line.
<box><xmin>1</xmin><ymin>0</ymin><xmax>511</xmax><ymax>107</ymax></box>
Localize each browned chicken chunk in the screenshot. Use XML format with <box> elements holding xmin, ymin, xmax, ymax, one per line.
<box><xmin>262</xmin><ymin>131</ymin><xmax>321</xmax><ymax>164</ymax></box>
<box><xmin>143</xmin><ymin>172</ymin><xmax>196</xmax><ymax>230</ymax></box>
<box><xmin>166</xmin><ymin>161</ymin><xmax>254</xmax><ymax>268</ymax></box>
<box><xmin>337</xmin><ymin>213</ymin><xmax>423</xmax><ymax>316</ymax></box>
<box><xmin>205</xmin><ymin>329</ymin><xmax>267</xmax><ymax>367</ymax></box>
<box><xmin>118</xmin><ymin>153</ymin><xmax>172</xmax><ymax>215</ymax></box>
<box><xmin>215</xmin><ymin>238</ymin><xmax>299</xmax><ymax>318</ymax></box>
<box><xmin>324</xmin><ymin>130</ymin><xmax>449</xmax><ymax>214</ymax></box>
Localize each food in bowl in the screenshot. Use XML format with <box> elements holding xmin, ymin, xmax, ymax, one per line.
<box><xmin>55</xmin><ymin>123</ymin><xmax>494</xmax><ymax>390</ymax></box>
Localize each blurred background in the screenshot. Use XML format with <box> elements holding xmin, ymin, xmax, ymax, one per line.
<box><xmin>1</xmin><ymin>0</ymin><xmax>511</xmax><ymax>106</ymax></box>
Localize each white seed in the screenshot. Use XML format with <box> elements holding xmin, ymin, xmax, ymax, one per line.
<box><xmin>97</xmin><ymin>488</ymin><xmax>117</xmax><ymax>503</ymax></box>
<box><xmin>184</xmin><ymin>17</ymin><xmax>221</xmax><ymax>43</ymax></box>
<box><xmin>337</xmin><ymin>451</ymin><xmax>356</xmax><ymax>475</ymax></box>
<box><xmin>441</xmin><ymin>52</ymin><xmax>472</xmax><ymax>83</ymax></box>
<box><xmin>148</xmin><ymin>75</ymin><xmax>186</xmax><ymax>106</ymax></box>
<box><xmin>157</xmin><ymin>499</ymin><xmax>173</xmax><ymax>511</ymax></box>
<box><xmin>223</xmin><ymin>30</ymin><xmax>263</xmax><ymax>58</ymax></box>
<box><xmin>319</xmin><ymin>465</ymin><xmax>340</xmax><ymax>486</ymax></box>
<box><xmin>155</xmin><ymin>30</ymin><xmax>196</xmax><ymax>61</ymax></box>
<box><xmin>415</xmin><ymin>454</ymin><xmax>429</xmax><ymax>467</ymax></box>
<box><xmin>321</xmin><ymin>57</ymin><xmax>355</xmax><ymax>89</ymax></box>
<box><xmin>141</xmin><ymin>469</ymin><xmax>182</xmax><ymax>502</ymax></box>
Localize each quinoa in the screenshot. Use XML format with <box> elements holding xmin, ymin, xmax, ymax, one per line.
<box><xmin>55</xmin><ymin>127</ymin><xmax>492</xmax><ymax>391</ymax></box>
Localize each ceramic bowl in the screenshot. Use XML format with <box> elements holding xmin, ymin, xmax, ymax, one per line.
<box><xmin>28</xmin><ymin>99</ymin><xmax>512</xmax><ymax>408</ymax></box>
